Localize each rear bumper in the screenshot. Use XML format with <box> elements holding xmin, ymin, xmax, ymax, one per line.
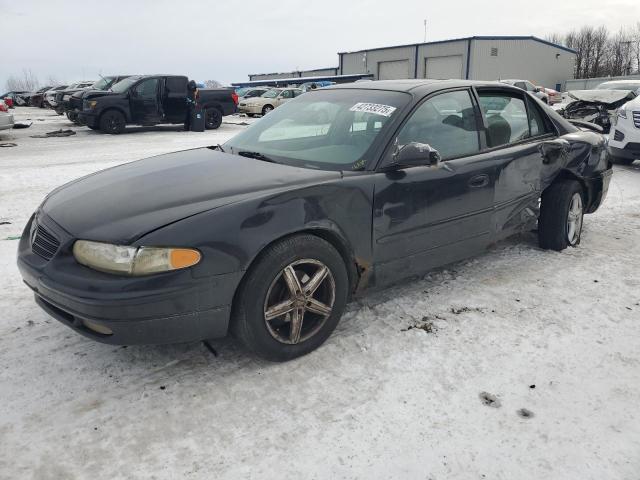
<box><xmin>586</xmin><ymin>168</ymin><xmax>613</xmax><ymax>213</ymax></box>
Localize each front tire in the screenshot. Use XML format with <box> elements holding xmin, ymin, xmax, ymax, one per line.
<box><xmin>231</xmin><ymin>235</ymin><xmax>349</xmax><ymax>361</ymax></box>
<box><xmin>205</xmin><ymin>108</ymin><xmax>223</xmax><ymax>129</ymax></box>
<box><xmin>262</xmin><ymin>105</ymin><xmax>274</xmax><ymax>116</ymax></box>
<box><xmin>538</xmin><ymin>180</ymin><xmax>584</xmax><ymax>251</ymax></box>
<box><xmin>99</xmin><ymin>110</ymin><xmax>126</xmax><ymax>134</ymax></box>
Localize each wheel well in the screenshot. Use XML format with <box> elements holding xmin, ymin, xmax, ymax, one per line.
<box><xmin>549</xmin><ymin>169</ymin><xmax>590</xmax><ymax>206</ymax></box>
<box><xmin>98</xmin><ymin>107</ymin><xmax>127</xmax><ymax>123</ymax></box>
<box><xmin>232</xmin><ymin>229</ymin><xmax>360</xmax><ymax>316</ymax></box>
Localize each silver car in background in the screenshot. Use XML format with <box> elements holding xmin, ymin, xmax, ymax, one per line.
<box><xmin>0</xmin><ymin>100</ymin><xmax>15</xmax><ymax>131</ymax></box>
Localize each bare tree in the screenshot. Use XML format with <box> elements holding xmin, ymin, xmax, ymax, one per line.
<box><xmin>204</xmin><ymin>79</ymin><xmax>223</xmax><ymax>88</ymax></box>
<box><xmin>4</xmin><ymin>69</ymin><xmax>40</xmax><ymax>91</ymax></box>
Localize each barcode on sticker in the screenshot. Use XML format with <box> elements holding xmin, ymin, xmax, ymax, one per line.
<box><xmin>349</xmin><ymin>103</ymin><xmax>397</xmax><ymax>117</ymax></box>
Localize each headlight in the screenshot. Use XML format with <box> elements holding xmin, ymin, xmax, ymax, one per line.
<box><xmin>87</xmin><ymin>100</ymin><xmax>97</xmax><ymax>109</ymax></box>
<box><xmin>617</xmin><ymin>108</ymin><xmax>627</xmax><ymax>119</ymax></box>
<box><xmin>73</xmin><ymin>240</ymin><xmax>201</xmax><ymax>276</ymax></box>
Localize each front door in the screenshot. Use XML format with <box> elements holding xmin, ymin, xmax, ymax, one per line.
<box><xmin>130</xmin><ymin>77</ymin><xmax>161</xmax><ymax>124</ymax></box>
<box><xmin>372</xmin><ymin>89</ymin><xmax>495</xmax><ymax>286</ymax></box>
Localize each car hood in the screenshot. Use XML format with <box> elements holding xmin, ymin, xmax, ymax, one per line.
<box><xmin>82</xmin><ymin>90</ymin><xmax>119</xmax><ymax>100</ymax></box>
<box><xmin>41</xmin><ymin>148</ymin><xmax>341</xmax><ymax>244</ymax></box>
<box><xmin>568</xmin><ymin>89</ymin><xmax>636</xmax><ymax>105</ymax></box>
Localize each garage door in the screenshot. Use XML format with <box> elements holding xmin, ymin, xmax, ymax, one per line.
<box><xmin>378</xmin><ymin>60</ymin><xmax>410</xmax><ymax>80</ymax></box>
<box><xmin>425</xmin><ymin>55</ymin><xmax>464</xmax><ymax>79</ymax></box>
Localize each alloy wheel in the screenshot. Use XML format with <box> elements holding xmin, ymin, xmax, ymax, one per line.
<box><xmin>263</xmin><ymin>259</ymin><xmax>335</xmax><ymax>345</ymax></box>
<box><xmin>566</xmin><ymin>192</ymin><xmax>583</xmax><ymax>245</ymax></box>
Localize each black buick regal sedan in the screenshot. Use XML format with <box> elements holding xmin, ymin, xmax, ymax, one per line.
<box><xmin>18</xmin><ymin>80</ymin><xmax>612</xmax><ymax>361</ymax></box>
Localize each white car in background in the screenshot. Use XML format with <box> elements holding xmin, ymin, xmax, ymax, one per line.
<box><xmin>500</xmin><ymin>79</ymin><xmax>550</xmax><ymax>103</ymax></box>
<box><xmin>0</xmin><ymin>100</ymin><xmax>15</xmax><ymax>131</ymax></box>
<box><xmin>44</xmin><ymin>85</ymin><xmax>68</xmax><ymax>108</ymax></box>
<box><xmin>595</xmin><ymin>80</ymin><xmax>640</xmax><ymax>96</ymax></box>
<box><xmin>608</xmin><ymin>94</ymin><xmax>640</xmax><ymax>165</ymax></box>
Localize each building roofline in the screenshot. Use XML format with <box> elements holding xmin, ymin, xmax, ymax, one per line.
<box><xmin>337</xmin><ymin>35</ymin><xmax>577</xmax><ymax>55</ymax></box>
<box><xmin>248</xmin><ymin>67</ymin><xmax>338</xmax><ymax>78</ymax></box>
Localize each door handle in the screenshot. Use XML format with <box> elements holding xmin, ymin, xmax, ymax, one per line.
<box><xmin>468</xmin><ymin>174</ymin><xmax>489</xmax><ymax>188</ymax></box>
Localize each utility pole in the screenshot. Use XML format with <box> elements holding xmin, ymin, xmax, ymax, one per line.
<box><xmin>423</xmin><ymin>19</ymin><xmax>427</xmax><ymax>43</ymax></box>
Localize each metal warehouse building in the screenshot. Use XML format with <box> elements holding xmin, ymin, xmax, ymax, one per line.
<box><xmin>245</xmin><ymin>36</ymin><xmax>576</xmax><ymax>91</ymax></box>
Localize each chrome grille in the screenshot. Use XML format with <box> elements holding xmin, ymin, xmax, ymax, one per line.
<box><xmin>633</xmin><ymin>111</ymin><xmax>640</xmax><ymax>129</ymax></box>
<box><xmin>31</xmin><ymin>223</ymin><xmax>60</xmax><ymax>261</ymax></box>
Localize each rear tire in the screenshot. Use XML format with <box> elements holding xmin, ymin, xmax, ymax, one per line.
<box><xmin>538</xmin><ymin>180</ymin><xmax>585</xmax><ymax>251</ymax></box>
<box><xmin>99</xmin><ymin>110</ymin><xmax>126</xmax><ymax>134</ymax></box>
<box><xmin>231</xmin><ymin>235</ymin><xmax>349</xmax><ymax>362</ymax></box>
<box><xmin>205</xmin><ymin>108</ymin><xmax>223</xmax><ymax>129</ymax></box>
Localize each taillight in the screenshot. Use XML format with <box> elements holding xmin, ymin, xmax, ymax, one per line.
<box><xmin>232</xmin><ymin>92</ymin><xmax>238</xmax><ymax>105</ymax></box>
<box><xmin>4</xmin><ymin>98</ymin><xmax>13</xmax><ymax>108</ymax></box>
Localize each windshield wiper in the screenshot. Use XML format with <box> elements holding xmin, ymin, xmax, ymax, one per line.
<box><xmin>237</xmin><ymin>151</ymin><xmax>278</xmax><ymax>163</ymax></box>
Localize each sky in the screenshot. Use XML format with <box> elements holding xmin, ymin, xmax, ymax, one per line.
<box><xmin>2</xmin><ymin>0</ymin><xmax>639</xmax><ymax>89</ymax></box>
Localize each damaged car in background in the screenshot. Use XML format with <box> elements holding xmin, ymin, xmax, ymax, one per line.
<box><xmin>17</xmin><ymin>80</ymin><xmax>612</xmax><ymax>361</ymax></box>
<box><xmin>559</xmin><ymin>89</ymin><xmax>637</xmax><ymax>133</ymax></box>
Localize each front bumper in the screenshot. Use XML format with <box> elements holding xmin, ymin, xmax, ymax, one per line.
<box><xmin>77</xmin><ymin>112</ymin><xmax>99</xmax><ymax>127</ymax></box>
<box><xmin>608</xmin><ymin>113</ymin><xmax>640</xmax><ymax>160</ymax></box>
<box><xmin>17</xmin><ymin>214</ymin><xmax>242</xmax><ymax>345</ymax></box>
<box><xmin>238</xmin><ymin>103</ymin><xmax>265</xmax><ymax>114</ymax></box>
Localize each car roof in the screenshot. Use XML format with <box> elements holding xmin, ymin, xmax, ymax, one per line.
<box><xmin>329</xmin><ymin>79</ymin><xmax>522</xmax><ymax>95</ymax></box>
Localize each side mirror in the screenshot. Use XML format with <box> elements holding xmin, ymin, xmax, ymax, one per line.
<box><xmin>538</xmin><ymin>139</ymin><xmax>570</xmax><ymax>165</ymax></box>
<box><xmin>393</xmin><ymin>142</ymin><xmax>441</xmax><ymax>168</ymax></box>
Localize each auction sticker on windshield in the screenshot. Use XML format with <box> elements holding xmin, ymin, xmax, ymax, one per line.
<box><xmin>349</xmin><ymin>103</ymin><xmax>397</xmax><ymax>117</ymax></box>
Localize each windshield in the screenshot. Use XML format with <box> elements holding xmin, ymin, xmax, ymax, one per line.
<box><xmin>236</xmin><ymin>87</ymin><xmax>250</xmax><ymax>97</ymax></box>
<box><xmin>262</xmin><ymin>89</ymin><xmax>281</xmax><ymax>98</ymax></box>
<box><xmin>225</xmin><ymin>88</ymin><xmax>410</xmax><ymax>171</ymax></box>
<box><xmin>111</xmin><ymin>77</ymin><xmax>140</xmax><ymax>93</ymax></box>
<box><xmin>92</xmin><ymin>77</ymin><xmax>114</xmax><ymax>90</ymax></box>
<box><xmin>596</xmin><ymin>82</ymin><xmax>640</xmax><ymax>91</ymax></box>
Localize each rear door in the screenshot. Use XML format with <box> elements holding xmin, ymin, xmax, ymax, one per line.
<box><xmin>277</xmin><ymin>89</ymin><xmax>294</xmax><ymax>106</ymax></box>
<box><xmin>372</xmin><ymin>88</ymin><xmax>496</xmax><ymax>285</ymax></box>
<box><xmin>130</xmin><ymin>77</ymin><xmax>161</xmax><ymax>124</ymax></box>
<box><xmin>475</xmin><ymin>88</ymin><xmax>556</xmax><ymax>240</ymax></box>
<box><xmin>162</xmin><ymin>76</ymin><xmax>188</xmax><ymax>123</ymax></box>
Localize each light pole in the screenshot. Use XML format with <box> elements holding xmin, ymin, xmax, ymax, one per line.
<box><xmin>423</xmin><ymin>19</ymin><xmax>427</xmax><ymax>43</ymax></box>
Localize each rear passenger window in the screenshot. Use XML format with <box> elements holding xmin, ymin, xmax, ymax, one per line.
<box><xmin>478</xmin><ymin>93</ymin><xmax>530</xmax><ymax>147</ymax></box>
<box><xmin>396</xmin><ymin>90</ymin><xmax>480</xmax><ymax>160</ymax></box>
<box><xmin>526</xmin><ymin>97</ymin><xmax>551</xmax><ymax>137</ymax></box>
<box><xmin>165</xmin><ymin>77</ymin><xmax>187</xmax><ymax>94</ymax></box>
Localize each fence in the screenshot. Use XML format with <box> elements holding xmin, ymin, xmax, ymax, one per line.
<box><xmin>565</xmin><ymin>74</ymin><xmax>640</xmax><ymax>91</ymax></box>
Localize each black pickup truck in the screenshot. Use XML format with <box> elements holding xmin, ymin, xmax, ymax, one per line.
<box><xmin>77</xmin><ymin>75</ymin><xmax>238</xmax><ymax>133</ymax></box>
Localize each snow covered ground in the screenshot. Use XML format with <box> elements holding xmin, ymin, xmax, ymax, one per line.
<box><xmin>1</xmin><ymin>108</ymin><xmax>639</xmax><ymax>480</ymax></box>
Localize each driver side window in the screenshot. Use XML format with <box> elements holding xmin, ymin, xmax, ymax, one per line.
<box><xmin>396</xmin><ymin>90</ymin><xmax>480</xmax><ymax>160</ymax></box>
<box><xmin>134</xmin><ymin>78</ymin><xmax>159</xmax><ymax>98</ymax></box>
